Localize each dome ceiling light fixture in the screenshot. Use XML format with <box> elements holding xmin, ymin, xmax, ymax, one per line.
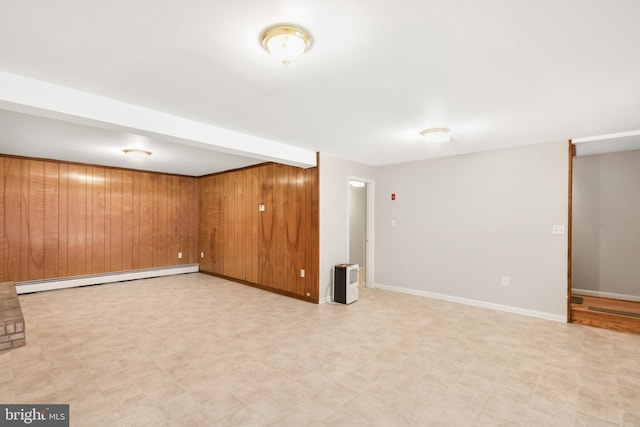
<box><xmin>420</xmin><ymin>127</ymin><xmax>451</xmax><ymax>143</ymax></box>
<box><xmin>122</xmin><ymin>148</ymin><xmax>152</xmax><ymax>160</ymax></box>
<box><xmin>261</xmin><ymin>24</ymin><xmax>312</xmax><ymax>66</ymax></box>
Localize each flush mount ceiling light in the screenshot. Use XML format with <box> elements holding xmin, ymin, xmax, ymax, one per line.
<box><xmin>123</xmin><ymin>148</ymin><xmax>152</xmax><ymax>160</ymax></box>
<box><xmin>261</xmin><ymin>24</ymin><xmax>312</xmax><ymax>66</ymax></box>
<box><xmin>420</xmin><ymin>127</ymin><xmax>451</xmax><ymax>143</ymax></box>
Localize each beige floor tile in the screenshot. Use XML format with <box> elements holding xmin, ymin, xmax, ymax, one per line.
<box><xmin>314</xmin><ymin>382</ymin><xmax>358</xmax><ymax>407</ymax></box>
<box><xmin>247</xmin><ymin>391</ymin><xmax>300</xmax><ymax>423</ymax></box>
<box><xmin>3</xmin><ymin>273</ymin><xmax>637</xmax><ymax>426</ymax></box>
<box><xmin>145</xmin><ymin>380</ymin><xmax>186</xmax><ymax>406</ymax></box>
<box><xmin>426</xmin><ymin>401</ymin><xmax>482</xmax><ymax>427</ymax></box>
<box><xmin>498</xmin><ymin>373</ymin><xmax>537</xmax><ymax>397</ymax></box>
<box><xmin>577</xmin><ymin>382</ymin><xmax>620</xmax><ymax>408</ymax></box>
<box><xmin>528</xmin><ymin>389</ymin><xmax>576</xmax><ymax>424</ymax></box>
<box><xmin>473</xmin><ymin>413</ymin><xmax>522</xmax><ymax>427</ymax></box>
<box><xmin>576</xmin><ymin>395</ymin><xmax>622</xmax><ymax>424</ymax></box>
<box><xmin>574</xmin><ymin>411</ymin><xmax>622</xmax><ymax>427</ymax></box>
<box><xmin>116</xmin><ymin>409</ymin><xmax>170</xmax><ymax>427</ymax></box>
<box><xmin>618</xmin><ymin>369</ymin><xmax>640</xmax><ymax>390</ymax></box>
<box><xmin>387</xmin><ymin>395</ymin><xmax>431</xmax><ymax>423</ymax></box>
<box><xmin>522</xmin><ymin>408</ymin><xmax>573</xmax><ymax>427</ymax></box>
<box><xmin>199</xmin><ymin>392</ymin><xmax>246</xmax><ymax>422</ymax></box>
<box><xmin>622</xmin><ymin>411</ymin><xmax>640</xmax><ymax>427</ymax></box>
<box><xmin>335</xmin><ymin>370</ymin><xmax>374</xmax><ymax>394</ymax></box>
<box><xmin>347</xmin><ymin>390</ymin><xmax>419</xmax><ymax>426</ymax></box>
<box><xmin>68</xmin><ymin>389</ymin><xmax>108</xmax><ymax>418</ymax></box>
<box><xmin>618</xmin><ymin>385</ymin><xmax>640</xmax><ymax>417</ymax></box>
<box><xmin>270</xmin><ymin>413</ymin><xmax>325</xmax><ymax>427</ymax></box>
<box><xmin>100</xmin><ymin>381</ymin><xmax>144</xmax><ymax>404</ymax></box>
<box><xmin>232</xmin><ymin>381</ymin><xmax>274</xmax><ymax>404</ymax></box>
<box><xmin>480</xmin><ymin>392</ymin><xmax>529</xmax><ymax>422</ymax></box>
<box><xmin>217</xmin><ymin>405</ymin><xmax>266</xmax><ymax>426</ymax></box>
<box><xmin>318</xmin><ymin>408</ymin><xmax>366</xmax><ymax>426</ymax></box>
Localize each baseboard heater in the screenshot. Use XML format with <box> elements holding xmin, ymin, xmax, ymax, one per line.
<box><xmin>15</xmin><ymin>264</ymin><xmax>199</xmax><ymax>294</ymax></box>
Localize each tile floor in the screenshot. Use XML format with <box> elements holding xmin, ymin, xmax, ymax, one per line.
<box><xmin>1</xmin><ymin>273</ymin><xmax>639</xmax><ymax>426</ymax></box>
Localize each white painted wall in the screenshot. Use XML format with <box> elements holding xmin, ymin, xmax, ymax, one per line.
<box><xmin>571</xmin><ymin>154</ymin><xmax>601</xmax><ymax>293</ymax></box>
<box><xmin>319</xmin><ymin>154</ymin><xmax>376</xmax><ymax>303</ymax></box>
<box><xmin>374</xmin><ymin>141</ymin><xmax>568</xmax><ymax>318</ymax></box>
<box><xmin>572</xmin><ymin>149</ymin><xmax>640</xmax><ymax>298</ymax></box>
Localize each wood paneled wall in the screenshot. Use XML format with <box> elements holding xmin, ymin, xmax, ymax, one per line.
<box><xmin>198</xmin><ymin>162</ymin><xmax>319</xmax><ymax>302</ymax></box>
<box><xmin>0</xmin><ymin>155</ymin><xmax>319</xmax><ymax>303</ymax></box>
<box><xmin>0</xmin><ymin>156</ymin><xmax>199</xmax><ymax>282</ymax></box>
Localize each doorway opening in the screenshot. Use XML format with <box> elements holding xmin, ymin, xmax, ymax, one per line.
<box><xmin>348</xmin><ymin>177</ymin><xmax>374</xmax><ymax>288</ymax></box>
<box><xmin>568</xmin><ymin>131</ymin><xmax>640</xmax><ymax>334</ymax></box>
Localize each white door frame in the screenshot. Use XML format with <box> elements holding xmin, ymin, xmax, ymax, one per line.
<box><xmin>347</xmin><ymin>176</ymin><xmax>375</xmax><ymax>288</ymax></box>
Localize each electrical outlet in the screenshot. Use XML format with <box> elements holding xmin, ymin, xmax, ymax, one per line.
<box><xmin>501</xmin><ymin>276</ymin><xmax>510</xmax><ymax>286</ymax></box>
<box><xmin>178</xmin><ymin>252</ymin><xmax>183</xmax><ymax>259</ymax></box>
<box><xmin>552</xmin><ymin>225</ymin><xmax>565</xmax><ymax>235</ymax></box>
<box><xmin>300</xmin><ymin>269</ymin><xmax>305</xmax><ymax>278</ymax></box>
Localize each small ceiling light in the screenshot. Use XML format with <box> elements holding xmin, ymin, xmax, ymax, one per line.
<box><xmin>420</xmin><ymin>127</ymin><xmax>451</xmax><ymax>143</ymax></box>
<box><xmin>123</xmin><ymin>149</ymin><xmax>152</xmax><ymax>160</ymax></box>
<box><xmin>261</xmin><ymin>24</ymin><xmax>312</xmax><ymax>66</ymax></box>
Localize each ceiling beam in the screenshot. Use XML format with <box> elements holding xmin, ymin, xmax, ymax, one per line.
<box><xmin>573</xmin><ymin>129</ymin><xmax>640</xmax><ymax>157</ymax></box>
<box><xmin>0</xmin><ymin>71</ymin><xmax>317</xmax><ymax>168</ymax></box>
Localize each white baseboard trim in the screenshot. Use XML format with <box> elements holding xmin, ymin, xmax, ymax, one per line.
<box><xmin>374</xmin><ymin>283</ymin><xmax>565</xmax><ymax>323</ymax></box>
<box><xmin>15</xmin><ymin>264</ymin><xmax>199</xmax><ymax>294</ymax></box>
<box><xmin>572</xmin><ymin>288</ymin><xmax>640</xmax><ymax>302</ymax></box>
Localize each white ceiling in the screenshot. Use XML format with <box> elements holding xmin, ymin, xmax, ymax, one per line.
<box><xmin>0</xmin><ymin>0</ymin><xmax>639</xmax><ymax>175</ymax></box>
<box><xmin>0</xmin><ymin>109</ymin><xmax>264</xmax><ymax>176</ymax></box>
